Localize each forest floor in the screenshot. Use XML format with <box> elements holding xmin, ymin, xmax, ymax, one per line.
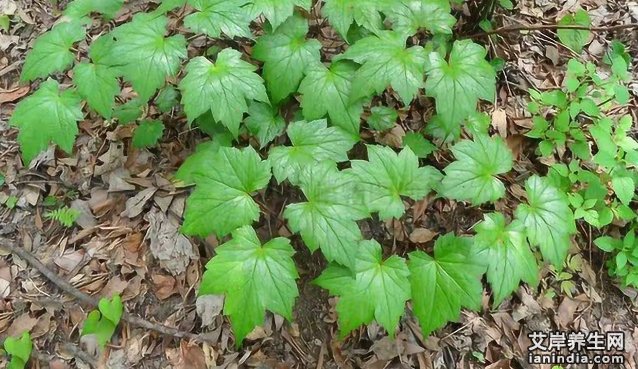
<box><xmin>1</xmin><ymin>0</ymin><xmax>638</xmax><ymax>368</ymax></box>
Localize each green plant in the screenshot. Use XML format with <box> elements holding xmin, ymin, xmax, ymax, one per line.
<box><xmin>81</xmin><ymin>295</ymin><xmax>123</xmax><ymax>348</ymax></box>
<box><xmin>3</xmin><ymin>332</ymin><xmax>32</xmax><ymax>369</ymax></box>
<box><xmin>44</xmin><ymin>206</ymin><xmax>80</xmax><ymax>227</ymax></box>
<box><xmin>528</xmin><ymin>49</ymin><xmax>636</xmax><ymax>229</ymax></box>
<box><xmin>595</xmin><ymin>228</ymin><xmax>638</xmax><ymax>286</ymax></box>
<box><xmin>11</xmin><ymin>0</ymin><xmax>627</xmax><ymax>348</ymax></box>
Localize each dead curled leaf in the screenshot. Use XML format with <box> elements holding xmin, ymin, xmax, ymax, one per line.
<box><xmin>144</xmin><ymin>207</ymin><xmax>197</xmax><ymax>276</ymax></box>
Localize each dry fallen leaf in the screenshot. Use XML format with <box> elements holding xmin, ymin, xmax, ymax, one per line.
<box><xmin>121</xmin><ymin>187</ymin><xmax>157</xmax><ymax>218</ymax></box>
<box><xmin>6</xmin><ymin>313</ymin><xmax>38</xmax><ymax>337</ymax></box>
<box><xmin>145</xmin><ymin>207</ymin><xmax>197</xmax><ymax>275</ymax></box>
<box><xmin>152</xmin><ymin>274</ymin><xmax>178</xmax><ymax>300</ymax></box>
<box><xmin>409</xmin><ymin>228</ymin><xmax>438</xmax><ymax>243</ymax></box>
<box><xmin>0</xmin><ymin>86</ymin><xmax>29</xmax><ymax>103</ymax></box>
<box><xmin>196</xmin><ymin>294</ymin><xmax>225</xmax><ymax>327</ymax></box>
<box><xmin>491</xmin><ymin>109</ymin><xmax>508</xmax><ymax>138</ymax></box>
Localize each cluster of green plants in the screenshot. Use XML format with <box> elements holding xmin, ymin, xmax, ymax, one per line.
<box><xmin>8</xmin><ymin>0</ymin><xmax>635</xmax><ymax>348</ymax></box>
<box><xmin>526</xmin><ymin>44</ymin><xmax>637</xmax><ymax>284</ymax></box>
<box><xmin>1</xmin><ymin>295</ymin><xmax>121</xmax><ymax>368</ymax></box>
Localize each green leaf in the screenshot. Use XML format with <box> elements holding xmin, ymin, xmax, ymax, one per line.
<box><xmin>269</xmin><ymin>119</ymin><xmax>356</xmax><ymax>184</ymax></box>
<box><xmin>64</xmin><ymin>0</ymin><xmax>124</xmax><ymax>19</ymax></box>
<box><xmin>367</xmin><ymin>106</ymin><xmax>398</xmax><ymax>131</ymax></box>
<box><xmin>347</xmin><ymin>145</ymin><xmax>442</xmax><ymax>220</ymax></box>
<box><xmin>253</xmin><ymin>14</ymin><xmax>321</xmax><ymax>103</ymax></box>
<box><xmin>44</xmin><ymin>206</ymin><xmax>80</xmax><ymax>227</ymax></box>
<box><xmin>179</xmin><ymin>49</ymin><xmax>269</xmax><ymax>136</ymax></box>
<box><xmin>557</xmin><ymin>9</ymin><xmax>591</xmax><ymax>52</ymax></box>
<box><xmin>408</xmin><ymin>234</ymin><xmax>485</xmax><ymax>337</ymax></box>
<box><xmin>0</xmin><ymin>15</ymin><xmax>9</xmax><ymax>32</ymax></box>
<box><xmin>594</xmin><ymin>236</ymin><xmax>621</xmax><ymax>252</ymax></box>
<box><xmin>466</xmin><ymin>112</ymin><xmax>492</xmax><ymax>136</ymax></box>
<box><xmin>155</xmin><ymin>85</ymin><xmax>180</xmax><ymax>113</ymax></box>
<box><xmin>98</xmin><ymin>295</ymin><xmax>123</xmax><ymax>326</ymax></box>
<box><xmin>425</xmin><ymin>114</ymin><xmax>461</xmax><ymax>142</ymax></box>
<box><xmin>612</xmin><ymin>176</ymin><xmax>635</xmax><ymax>205</ymax></box>
<box><xmin>81</xmin><ymin>295</ymin><xmax>122</xmax><ymax>348</ymax></box>
<box><xmin>245</xmin><ymin>102</ymin><xmax>286</xmax><ymax>148</ymax></box>
<box><xmin>473</xmin><ymin>213</ymin><xmax>539</xmax><ymax>306</ymax></box>
<box><xmin>182</xmin><ymin>146</ymin><xmax>272</xmax><ymax>237</ymax></box>
<box><xmin>338</xmin><ymin>31</ymin><xmax>427</xmax><ymax>105</ymax></box>
<box><xmin>403</xmin><ymin>132</ymin><xmax>436</xmax><ymax>158</ymax></box>
<box><xmin>133</xmin><ymin>120</ymin><xmax>165</xmax><ymax>148</ymax></box>
<box><xmin>113</xmin><ymin>99</ymin><xmax>144</xmax><ymax>124</ymax></box>
<box><xmin>199</xmin><ymin>225</ymin><xmax>299</xmax><ymax>345</ymax></box>
<box><xmin>425</xmin><ymin>40</ymin><xmax>496</xmax><ymax>127</ymax></box>
<box><xmin>315</xmin><ymin>240</ymin><xmax>410</xmax><ymax>338</ymax></box>
<box><xmin>73</xmin><ymin>62</ymin><xmax>119</xmax><ymax>119</ymax></box>
<box><xmin>20</xmin><ymin>20</ymin><xmax>86</xmax><ymax>81</ymax></box>
<box><xmin>153</xmin><ymin>0</ymin><xmax>187</xmax><ymax>13</ymax></box>
<box><xmin>9</xmin><ymin>80</ymin><xmax>84</xmax><ymax>163</ymax></box>
<box><xmin>515</xmin><ymin>175</ymin><xmax>576</xmax><ymax>267</ymax></box>
<box><xmin>184</xmin><ymin>0</ymin><xmax>253</xmax><ymax>39</ymax></box>
<box><xmin>385</xmin><ymin>0</ymin><xmax>456</xmax><ymax>37</ymax></box>
<box><xmin>284</xmin><ymin>161</ymin><xmax>369</xmax><ymax>269</ymax></box>
<box><xmin>246</xmin><ymin>0</ymin><xmax>311</xmax><ymax>29</ymax></box>
<box><xmin>4</xmin><ymin>332</ymin><xmax>32</xmax><ymax>369</ymax></box>
<box><xmin>176</xmin><ymin>141</ymin><xmax>229</xmax><ymax>184</ymax></box>
<box><xmin>439</xmin><ymin>135</ymin><xmax>513</xmax><ymax>205</ymax></box>
<box><xmin>81</xmin><ymin>311</ymin><xmax>117</xmax><ymax>348</ymax></box>
<box><xmin>298</xmin><ymin>61</ymin><xmax>364</xmax><ymax>135</ymax></box>
<box><xmin>110</xmin><ymin>14</ymin><xmax>187</xmax><ymax>100</ymax></box>
<box><xmin>498</xmin><ymin>0</ymin><xmax>513</xmax><ymax>9</ymax></box>
<box><xmin>322</xmin><ymin>0</ymin><xmax>393</xmax><ymax>40</ymax></box>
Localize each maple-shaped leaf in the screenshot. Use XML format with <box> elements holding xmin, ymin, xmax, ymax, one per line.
<box><xmin>347</xmin><ymin>145</ymin><xmax>441</xmax><ymax>220</ymax></box>
<box><xmin>385</xmin><ymin>0</ymin><xmax>456</xmax><ymax>37</ymax></box>
<box><xmin>322</xmin><ymin>0</ymin><xmax>395</xmax><ymax>40</ymax></box>
<box><xmin>184</xmin><ymin>0</ymin><xmax>253</xmax><ymax>39</ymax></box>
<box><xmin>109</xmin><ymin>13</ymin><xmax>187</xmax><ymax>100</ymax></box>
<box><xmin>64</xmin><ymin>0</ymin><xmax>124</xmax><ymax>19</ymax></box>
<box><xmin>408</xmin><ymin>234</ymin><xmax>485</xmax><ymax>337</ymax></box>
<box><xmin>199</xmin><ymin>226</ymin><xmax>299</xmax><ymax>345</ymax></box>
<box><xmin>439</xmin><ymin>134</ymin><xmax>513</xmax><ymax>205</ymax></box>
<box><xmin>425</xmin><ymin>40</ymin><xmax>495</xmax><ymax>127</ymax></box>
<box><xmin>315</xmin><ymin>240</ymin><xmax>410</xmax><ymax>338</ymax></box>
<box><xmin>181</xmin><ymin>146</ymin><xmax>271</xmax><ymax>237</ymax></box>
<box><xmin>473</xmin><ymin>213</ymin><xmax>539</xmax><ymax>306</ymax></box>
<box><xmin>514</xmin><ymin>175</ymin><xmax>576</xmax><ymax>267</ymax></box>
<box><xmin>72</xmin><ymin>35</ymin><xmax>120</xmax><ymax>119</ymax></box>
<box><xmin>245</xmin><ymin>102</ymin><xmax>286</xmax><ymax>148</ymax></box>
<box><xmin>298</xmin><ymin>61</ymin><xmax>363</xmax><ymax>135</ymax></box>
<box><xmin>338</xmin><ymin>31</ymin><xmax>427</xmax><ymax>105</ymax></box>
<box><xmin>73</xmin><ymin>63</ymin><xmax>119</xmax><ymax>119</ymax></box>
<box><xmin>20</xmin><ymin>20</ymin><xmax>86</xmax><ymax>82</ymax></box>
<box><xmin>9</xmin><ymin>80</ymin><xmax>84</xmax><ymax>163</ymax></box>
<box><xmin>253</xmin><ymin>14</ymin><xmax>321</xmax><ymax>103</ymax></box>
<box><xmin>269</xmin><ymin>119</ymin><xmax>356</xmax><ymax>184</ymax></box>
<box><xmin>179</xmin><ymin>48</ymin><xmax>269</xmax><ymax>136</ymax></box>
<box><xmin>246</xmin><ymin>0</ymin><xmax>311</xmax><ymax>30</ymax></box>
<box><xmin>284</xmin><ymin>161</ymin><xmax>369</xmax><ymax>269</ymax></box>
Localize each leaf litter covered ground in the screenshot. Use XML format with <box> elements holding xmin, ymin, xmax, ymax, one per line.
<box><xmin>0</xmin><ymin>0</ymin><xmax>638</xmax><ymax>368</ymax></box>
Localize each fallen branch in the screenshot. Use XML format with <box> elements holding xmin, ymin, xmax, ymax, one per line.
<box><xmin>0</xmin><ymin>238</ymin><xmax>215</xmax><ymax>344</ymax></box>
<box><xmin>467</xmin><ymin>22</ymin><xmax>638</xmax><ymax>38</ymax></box>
